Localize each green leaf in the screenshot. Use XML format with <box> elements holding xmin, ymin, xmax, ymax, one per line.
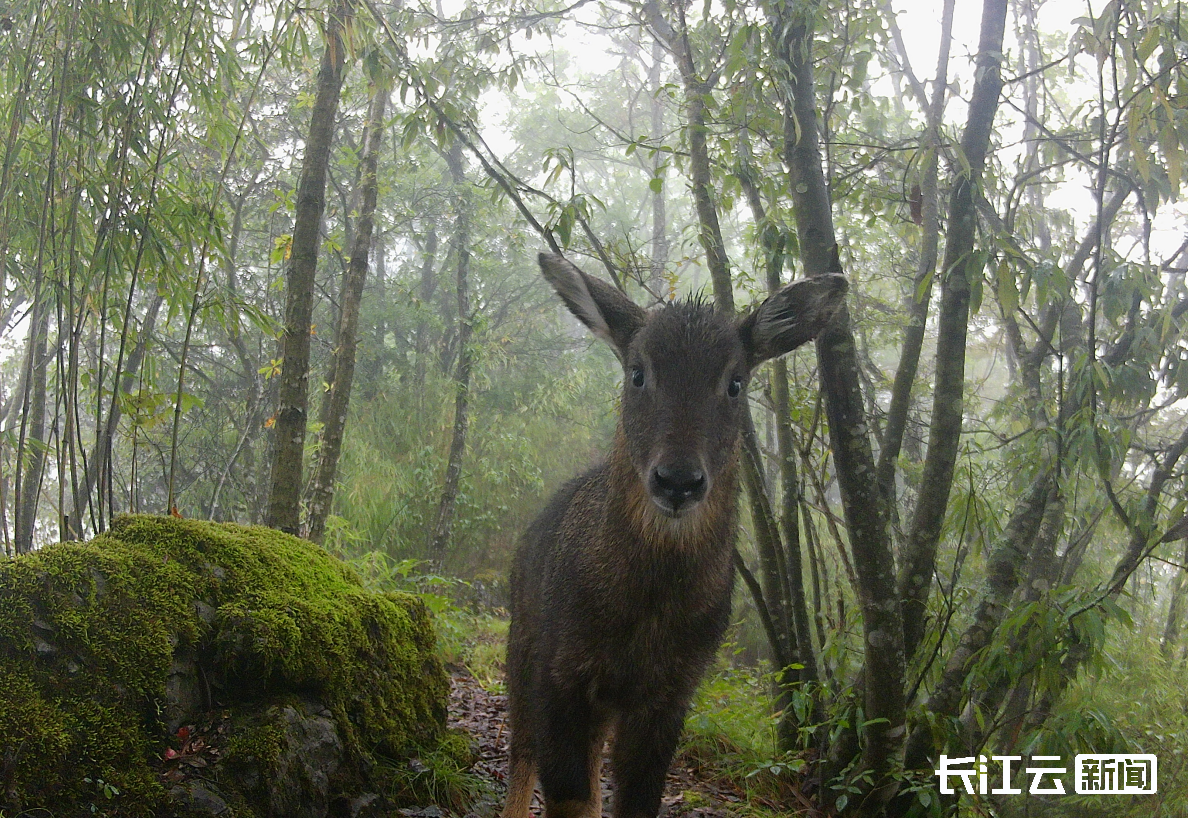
<box><xmin>997</xmin><ymin>260</ymin><xmax>1019</xmax><ymax>314</ymax></box>
<box><xmin>915</xmin><ymin>269</ymin><xmax>934</xmax><ymax>303</ymax></box>
<box><xmin>969</xmin><ymin>267</ymin><xmax>984</xmax><ymax>314</ymax></box>
<box><xmin>556</xmin><ymin>206</ymin><xmax>573</xmax><ymax>247</ymax></box>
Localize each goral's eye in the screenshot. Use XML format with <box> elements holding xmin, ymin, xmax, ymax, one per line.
<box><xmin>631</xmin><ymin>367</ymin><xmax>645</xmax><ymax>388</ymax></box>
<box><xmin>727</xmin><ymin>376</ymin><xmax>743</xmax><ymax>398</ymax></box>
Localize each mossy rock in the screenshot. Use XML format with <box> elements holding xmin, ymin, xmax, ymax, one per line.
<box><xmin>0</xmin><ymin>514</ymin><xmax>449</xmax><ymax>817</ymax></box>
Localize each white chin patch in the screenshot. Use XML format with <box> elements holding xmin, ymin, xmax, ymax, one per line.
<box><xmin>650</xmin><ymin>497</ymin><xmax>691</xmax><ymax>519</ymax></box>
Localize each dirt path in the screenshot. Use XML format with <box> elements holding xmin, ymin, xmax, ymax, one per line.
<box><xmin>448</xmin><ymin>669</ymin><xmax>742</xmax><ymax>818</ymax></box>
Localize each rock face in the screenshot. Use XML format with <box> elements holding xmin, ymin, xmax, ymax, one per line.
<box><xmin>0</xmin><ymin>515</ymin><xmax>450</xmax><ymax>817</ymax></box>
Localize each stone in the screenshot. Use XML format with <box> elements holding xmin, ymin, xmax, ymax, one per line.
<box><xmin>0</xmin><ymin>515</ymin><xmax>450</xmax><ymax>816</ymax></box>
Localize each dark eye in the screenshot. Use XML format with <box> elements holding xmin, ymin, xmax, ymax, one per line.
<box><xmin>631</xmin><ymin>367</ymin><xmax>645</xmax><ymax>388</ymax></box>
<box><xmin>727</xmin><ymin>376</ymin><xmax>742</xmax><ymax>398</ymax></box>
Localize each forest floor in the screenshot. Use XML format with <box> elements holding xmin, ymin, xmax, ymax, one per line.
<box><xmin>447</xmin><ymin>667</ymin><xmax>744</xmax><ymax>818</ymax></box>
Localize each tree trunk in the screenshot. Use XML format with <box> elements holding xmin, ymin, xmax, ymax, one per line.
<box><xmin>1162</xmin><ymin>538</ymin><xmax>1188</xmax><ymax>658</ymax></box>
<box><xmin>266</xmin><ymin>0</ymin><xmax>351</xmax><ymax>534</ymax></box>
<box><xmin>414</xmin><ymin>226</ymin><xmax>439</xmax><ymax>391</ymax></box>
<box><xmin>648</xmin><ymin>35</ymin><xmax>668</xmax><ymax>295</ymax></box>
<box><xmin>652</xmin><ymin>0</ymin><xmax>733</xmax><ymax>312</ymax></box>
<box><xmin>960</xmin><ymin>492</ymin><xmax>1066</xmax><ymax>751</ymax></box>
<box><xmin>306</xmin><ymin>79</ymin><xmax>387</xmax><ymax>543</ymax></box>
<box><xmin>65</xmin><ymin>293</ymin><xmax>164</xmax><ymax>539</ymax></box>
<box><xmin>13</xmin><ymin>295</ymin><xmax>50</xmax><ymax>553</ymax></box>
<box><xmin>427</xmin><ymin>141</ymin><xmax>473</xmax><ymax>569</ymax></box>
<box><xmin>897</xmin><ymin>0</ymin><xmax>1008</xmax><ymax>665</ymax></box>
<box><xmin>736</xmin><ymin>158</ymin><xmax>822</xmax><ymax>740</ymax></box>
<box><xmin>772</xmin><ymin>2</ymin><xmax>905</xmax><ymax>805</ymax></box>
<box><xmin>365</xmin><ymin>231</ymin><xmax>388</xmax><ymax>400</ymax></box>
<box><xmin>902</xmin><ymin>469</ymin><xmax>1055</xmax><ymax>770</ymax></box>
<box><xmin>876</xmin><ymin>0</ymin><xmax>954</xmax><ymax>515</ymax></box>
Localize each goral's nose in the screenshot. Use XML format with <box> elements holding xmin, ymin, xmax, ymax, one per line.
<box><xmin>651</xmin><ymin>464</ymin><xmax>707</xmax><ymax>511</ymax></box>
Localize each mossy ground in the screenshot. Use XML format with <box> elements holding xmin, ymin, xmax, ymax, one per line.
<box><xmin>0</xmin><ymin>514</ymin><xmax>449</xmax><ymax>816</ymax></box>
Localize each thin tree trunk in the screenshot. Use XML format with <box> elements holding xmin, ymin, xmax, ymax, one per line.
<box><xmin>736</xmin><ymin>157</ymin><xmax>822</xmax><ymax>739</ymax></box>
<box><xmin>902</xmin><ymin>469</ymin><xmax>1055</xmax><ymax>770</ymax></box>
<box><xmin>1161</xmin><ymin>538</ymin><xmax>1188</xmax><ymax>657</ymax></box>
<box><xmin>645</xmin><ymin>7</ymin><xmax>802</xmax><ymax>695</ymax></box>
<box><xmin>802</xmin><ymin>489</ymin><xmax>831</xmax><ymax>673</ymax></box>
<box><xmin>414</xmin><ymin>226</ymin><xmax>439</xmax><ymax>390</ymax></box>
<box><xmin>266</xmin><ymin>0</ymin><xmax>351</xmax><ymax>534</ymax></box>
<box><xmin>306</xmin><ymin>80</ymin><xmax>387</xmax><ymax>543</ymax></box>
<box><xmin>427</xmin><ymin>141</ymin><xmax>473</xmax><ymax>569</ymax></box>
<box><xmin>772</xmin><ymin>1</ymin><xmax>905</xmax><ymax>805</ymax></box>
<box><xmin>65</xmin><ymin>293</ymin><xmax>164</xmax><ymax>540</ymax></box>
<box><xmin>897</xmin><ymin>0</ymin><xmax>1008</xmax><ymax>665</ymax></box>
<box><xmin>959</xmin><ymin>492</ymin><xmax>1065</xmax><ymax>752</ymax></box>
<box><xmin>876</xmin><ymin>0</ymin><xmax>954</xmax><ymax>512</ymax></box>
<box><xmin>649</xmin><ymin>0</ymin><xmax>733</xmax><ymax>312</ymax></box>
<box><xmin>61</xmin><ymin>142</ymin><xmax>86</xmax><ymax>541</ymax></box>
<box><xmin>367</xmin><ymin>231</ymin><xmax>388</xmax><ymax>397</ymax></box>
<box><xmin>14</xmin><ymin>42</ymin><xmax>66</xmax><ymax>551</ymax></box>
<box><xmin>648</xmin><ymin>35</ymin><xmax>668</xmax><ymax>295</ymax></box>
<box><xmin>1</xmin><ymin>473</ymin><xmax>11</xmax><ymax>556</ymax></box>
<box><xmin>14</xmin><ymin>296</ymin><xmax>50</xmax><ymax>553</ymax></box>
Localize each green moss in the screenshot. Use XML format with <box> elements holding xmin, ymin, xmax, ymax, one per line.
<box><xmin>679</xmin><ymin>790</ymin><xmax>712</xmax><ymax>809</ymax></box>
<box><xmin>0</xmin><ymin>514</ymin><xmax>449</xmax><ymax>815</ymax></box>
<box><xmin>224</xmin><ymin>718</ymin><xmax>286</xmax><ymax>771</ymax></box>
<box><xmin>435</xmin><ymin>729</ymin><xmax>476</xmax><ymax>769</ymax></box>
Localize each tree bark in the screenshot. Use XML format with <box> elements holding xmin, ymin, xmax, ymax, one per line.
<box><xmin>65</xmin><ymin>293</ymin><xmax>164</xmax><ymax>539</ymax></box>
<box><xmin>902</xmin><ymin>469</ymin><xmax>1055</xmax><ymax>770</ymax></box>
<box><xmin>648</xmin><ymin>35</ymin><xmax>669</xmax><ymax>295</ymax></box>
<box><xmin>427</xmin><ymin>141</ymin><xmax>473</xmax><ymax>569</ymax></box>
<box><xmin>736</xmin><ymin>159</ymin><xmax>822</xmax><ymax>732</ymax></box>
<box><xmin>875</xmin><ymin>0</ymin><xmax>954</xmax><ymax>512</ymax></box>
<box><xmin>1023</xmin><ymin>425</ymin><xmax>1188</xmax><ymax>738</ymax></box>
<box><xmin>266</xmin><ymin>0</ymin><xmax>351</xmax><ymax>534</ymax></box>
<box><xmin>306</xmin><ymin>79</ymin><xmax>387</xmax><ymax>543</ymax></box>
<box><xmin>414</xmin><ymin>226</ymin><xmax>439</xmax><ymax>391</ymax></box>
<box><xmin>959</xmin><ymin>492</ymin><xmax>1066</xmax><ymax>751</ymax></box>
<box><xmin>13</xmin><ymin>294</ymin><xmax>49</xmax><ymax>553</ymax></box>
<box><xmin>897</xmin><ymin>0</ymin><xmax>1008</xmax><ymax>665</ymax></box>
<box><xmin>1163</xmin><ymin>537</ymin><xmax>1188</xmax><ymax>658</ymax></box>
<box><xmin>648</xmin><ymin>9</ymin><xmax>811</xmax><ymax>740</ymax></box>
<box><xmin>772</xmin><ymin>2</ymin><xmax>905</xmax><ymax>805</ymax></box>
<box><xmin>649</xmin><ymin>0</ymin><xmax>733</xmax><ymax>312</ymax></box>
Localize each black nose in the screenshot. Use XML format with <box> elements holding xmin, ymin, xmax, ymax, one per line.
<box><xmin>651</xmin><ymin>464</ymin><xmax>707</xmax><ymax>510</ymax></box>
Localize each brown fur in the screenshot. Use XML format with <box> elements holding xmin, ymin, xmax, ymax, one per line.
<box><xmin>504</xmin><ymin>254</ymin><xmax>845</xmax><ymax>818</ymax></box>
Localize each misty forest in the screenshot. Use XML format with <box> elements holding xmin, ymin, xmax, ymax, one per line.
<box><xmin>1</xmin><ymin>0</ymin><xmax>1187</xmax><ymax>816</ymax></box>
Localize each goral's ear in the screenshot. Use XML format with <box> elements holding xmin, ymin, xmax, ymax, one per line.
<box><xmin>738</xmin><ymin>274</ymin><xmax>848</xmax><ymax>370</ymax></box>
<box><xmin>539</xmin><ymin>253</ymin><xmax>647</xmax><ymax>362</ymax></box>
